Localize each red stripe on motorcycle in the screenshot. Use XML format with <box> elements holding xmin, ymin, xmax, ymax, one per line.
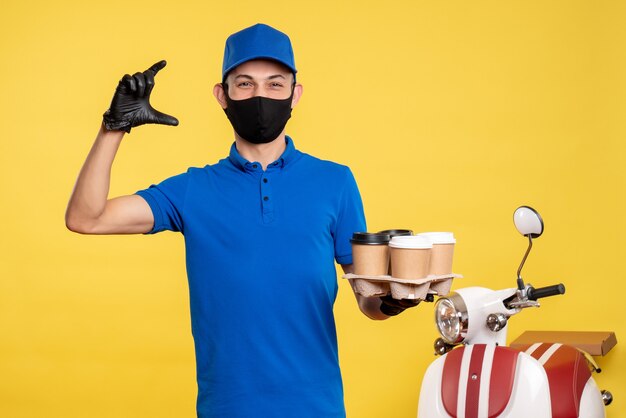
<box><xmin>488</xmin><ymin>347</ymin><xmax>519</xmax><ymax>417</ymax></box>
<box><xmin>442</xmin><ymin>347</ymin><xmax>465</xmax><ymax>417</ymax></box>
<box><xmin>540</xmin><ymin>344</ymin><xmax>592</xmax><ymax>418</ymax></box>
<box><xmin>464</xmin><ymin>344</ymin><xmax>486</xmax><ymax>418</ymax></box>
<box><xmin>526</xmin><ymin>342</ymin><xmax>551</xmax><ymax>359</ymax></box>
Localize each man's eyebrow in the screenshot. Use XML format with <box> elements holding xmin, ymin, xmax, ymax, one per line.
<box><xmin>232</xmin><ymin>74</ymin><xmax>288</xmax><ymax>81</ymax></box>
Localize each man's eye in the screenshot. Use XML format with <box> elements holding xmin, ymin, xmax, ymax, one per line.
<box><xmin>270</xmin><ymin>83</ymin><xmax>284</xmax><ymax>88</ymax></box>
<box><xmin>238</xmin><ymin>81</ymin><xmax>252</xmax><ymax>87</ymax></box>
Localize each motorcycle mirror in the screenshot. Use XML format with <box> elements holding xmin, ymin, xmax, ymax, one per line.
<box><xmin>514</xmin><ymin>206</ymin><xmax>544</xmax><ymax>291</ymax></box>
<box><xmin>513</xmin><ymin>206</ymin><xmax>544</xmax><ymax>238</ymax></box>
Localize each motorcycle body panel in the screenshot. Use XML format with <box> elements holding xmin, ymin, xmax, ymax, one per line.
<box><xmin>418</xmin><ymin>344</ymin><xmax>552</xmax><ymax>418</ymax></box>
<box><xmin>522</xmin><ymin>342</ymin><xmax>605</xmax><ymax>418</ymax></box>
<box><xmin>579</xmin><ymin>378</ymin><xmax>606</xmax><ymax>418</ymax></box>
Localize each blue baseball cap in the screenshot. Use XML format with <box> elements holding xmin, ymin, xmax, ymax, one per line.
<box><xmin>222</xmin><ymin>23</ymin><xmax>297</xmax><ymax>81</ymax></box>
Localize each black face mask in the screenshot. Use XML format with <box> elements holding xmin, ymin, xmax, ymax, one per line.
<box><xmin>223</xmin><ymin>84</ymin><xmax>293</xmax><ymax>144</ymax></box>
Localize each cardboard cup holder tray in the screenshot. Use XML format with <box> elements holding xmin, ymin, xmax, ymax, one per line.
<box><xmin>342</xmin><ymin>273</ymin><xmax>462</xmax><ymax>300</ymax></box>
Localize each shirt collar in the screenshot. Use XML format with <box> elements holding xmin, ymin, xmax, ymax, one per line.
<box><xmin>228</xmin><ymin>136</ymin><xmax>297</xmax><ymax>171</ymax></box>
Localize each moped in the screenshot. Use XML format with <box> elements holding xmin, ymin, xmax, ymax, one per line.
<box><xmin>417</xmin><ymin>206</ymin><xmax>614</xmax><ymax>418</ymax></box>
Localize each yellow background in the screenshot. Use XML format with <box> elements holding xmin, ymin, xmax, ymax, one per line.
<box><xmin>1</xmin><ymin>1</ymin><xmax>624</xmax><ymax>417</ymax></box>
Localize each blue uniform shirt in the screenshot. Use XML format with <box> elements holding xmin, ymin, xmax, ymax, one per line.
<box><xmin>135</xmin><ymin>137</ymin><xmax>366</xmax><ymax>418</ymax></box>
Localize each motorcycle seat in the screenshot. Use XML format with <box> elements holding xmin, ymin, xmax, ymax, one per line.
<box><xmin>519</xmin><ymin>342</ymin><xmax>592</xmax><ymax>418</ymax></box>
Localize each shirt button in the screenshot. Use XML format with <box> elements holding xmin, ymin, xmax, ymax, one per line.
<box><xmin>252</xmin><ymin>164</ymin><xmax>258</xmax><ymax>169</ymax></box>
<box><xmin>263</xmin><ymin>178</ymin><xmax>268</xmax><ymax>183</ymax></box>
<box><xmin>263</xmin><ymin>196</ymin><xmax>269</xmax><ymax>201</ymax></box>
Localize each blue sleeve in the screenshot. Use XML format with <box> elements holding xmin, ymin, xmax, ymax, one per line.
<box><xmin>333</xmin><ymin>167</ymin><xmax>367</xmax><ymax>265</ymax></box>
<box><xmin>134</xmin><ymin>171</ymin><xmax>190</xmax><ymax>234</ymax></box>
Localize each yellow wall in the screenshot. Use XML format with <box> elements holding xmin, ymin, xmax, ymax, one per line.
<box><xmin>1</xmin><ymin>1</ymin><xmax>624</xmax><ymax>416</ymax></box>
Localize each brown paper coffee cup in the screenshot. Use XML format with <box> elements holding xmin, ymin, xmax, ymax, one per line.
<box><xmin>377</xmin><ymin>229</ymin><xmax>413</xmax><ymax>275</ymax></box>
<box><xmin>417</xmin><ymin>232</ymin><xmax>456</xmax><ymax>275</ymax></box>
<box><xmin>389</xmin><ymin>247</ymin><xmax>432</xmax><ymax>279</ymax></box>
<box><xmin>429</xmin><ymin>243</ymin><xmax>455</xmax><ymax>275</ymax></box>
<box><xmin>350</xmin><ymin>232</ymin><xmax>391</xmax><ymax>297</ymax></box>
<box><xmin>352</xmin><ymin>243</ymin><xmax>389</xmax><ymax>276</ymax></box>
<box><xmin>388</xmin><ymin>235</ymin><xmax>432</xmax><ymax>300</ymax></box>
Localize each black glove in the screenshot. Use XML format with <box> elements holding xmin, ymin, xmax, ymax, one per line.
<box><xmin>379</xmin><ymin>294</ymin><xmax>421</xmax><ymax>316</ymax></box>
<box><xmin>103</xmin><ymin>60</ymin><xmax>179</xmax><ymax>133</ymax></box>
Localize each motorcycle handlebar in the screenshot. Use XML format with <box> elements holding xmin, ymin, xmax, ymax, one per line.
<box><xmin>527</xmin><ymin>283</ymin><xmax>566</xmax><ymax>300</ymax></box>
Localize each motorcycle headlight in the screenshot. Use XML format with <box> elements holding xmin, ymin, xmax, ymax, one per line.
<box><xmin>434</xmin><ymin>293</ymin><xmax>469</xmax><ymax>344</ymax></box>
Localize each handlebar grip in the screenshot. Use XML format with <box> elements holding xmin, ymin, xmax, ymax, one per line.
<box><xmin>528</xmin><ymin>284</ymin><xmax>566</xmax><ymax>300</ymax></box>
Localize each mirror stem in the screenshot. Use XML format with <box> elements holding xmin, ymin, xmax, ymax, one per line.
<box><xmin>516</xmin><ymin>235</ymin><xmax>533</xmax><ymax>290</ymax></box>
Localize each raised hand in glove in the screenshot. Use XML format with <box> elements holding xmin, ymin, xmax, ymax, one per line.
<box><xmin>103</xmin><ymin>60</ymin><xmax>179</xmax><ymax>133</ymax></box>
<box><xmin>379</xmin><ymin>294</ymin><xmax>421</xmax><ymax>317</ymax></box>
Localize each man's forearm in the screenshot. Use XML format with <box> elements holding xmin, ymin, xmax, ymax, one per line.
<box><xmin>65</xmin><ymin>124</ymin><xmax>124</xmax><ymax>230</ymax></box>
<box><xmin>356</xmin><ymin>293</ymin><xmax>389</xmax><ymax>320</ymax></box>
<box><xmin>342</xmin><ymin>264</ymin><xmax>389</xmax><ymax>320</ymax></box>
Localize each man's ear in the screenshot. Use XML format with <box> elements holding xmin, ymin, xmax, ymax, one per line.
<box><xmin>291</xmin><ymin>83</ymin><xmax>303</xmax><ymax>108</ymax></box>
<box><xmin>213</xmin><ymin>83</ymin><xmax>227</xmax><ymax>109</ymax></box>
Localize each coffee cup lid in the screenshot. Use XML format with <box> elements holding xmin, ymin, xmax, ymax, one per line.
<box><xmin>350</xmin><ymin>232</ymin><xmax>391</xmax><ymax>245</ymax></box>
<box><xmin>377</xmin><ymin>229</ymin><xmax>413</xmax><ymax>237</ymax></box>
<box><xmin>416</xmin><ymin>232</ymin><xmax>456</xmax><ymax>244</ymax></box>
<box><xmin>389</xmin><ymin>235</ymin><xmax>433</xmax><ymax>249</ymax></box>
